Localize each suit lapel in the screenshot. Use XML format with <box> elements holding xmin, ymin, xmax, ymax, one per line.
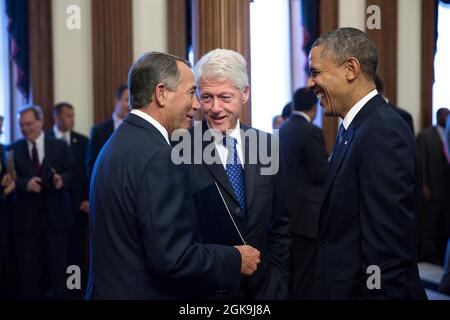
<box><xmin>18</xmin><ymin>140</ymin><xmax>35</xmax><ymax>177</ymax></box>
<box><xmin>323</xmin><ymin>124</ymin><xmax>354</xmax><ymax>197</ymax></box>
<box><xmin>322</xmin><ymin>93</ymin><xmax>386</xmax><ymax>199</ymax></box>
<box><xmin>241</xmin><ymin>126</ymin><xmax>257</xmax><ymax>209</ymax></box>
<box><xmin>200</xmin><ymin>121</ymin><xmax>240</xmax><ymax>206</ymax></box>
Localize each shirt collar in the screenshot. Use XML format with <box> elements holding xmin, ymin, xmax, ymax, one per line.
<box><xmin>28</xmin><ymin>131</ymin><xmax>45</xmax><ymax>146</ymax></box>
<box><xmin>292</xmin><ymin>110</ymin><xmax>311</xmax><ymax>122</ymax></box>
<box><xmin>53</xmin><ymin>125</ymin><xmax>66</xmax><ymax>138</ymax></box>
<box><xmin>130</xmin><ymin>109</ymin><xmax>170</xmax><ymax>145</ymax></box>
<box><xmin>342</xmin><ymin>89</ymin><xmax>378</xmax><ymax>130</ymax></box>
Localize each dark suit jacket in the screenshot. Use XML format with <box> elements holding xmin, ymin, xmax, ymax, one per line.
<box><xmin>87</xmin><ymin>113</ymin><xmax>241</xmax><ymax>299</ymax></box>
<box><xmin>417</xmin><ymin>126</ymin><xmax>448</xmax><ymax>200</ymax></box>
<box><xmin>86</xmin><ymin>118</ymin><xmax>114</xmax><ymax>179</ymax></box>
<box><xmin>279</xmin><ymin>114</ymin><xmax>329</xmax><ymax>239</ymax></box>
<box><xmin>47</xmin><ymin>130</ymin><xmax>89</xmax><ymax>223</ymax></box>
<box><xmin>389</xmin><ymin>103</ymin><xmax>414</xmax><ymax>135</ymax></box>
<box><xmin>9</xmin><ymin>135</ymin><xmax>74</xmax><ymax>233</ymax></box>
<box><xmin>184</xmin><ymin>121</ymin><xmax>291</xmax><ymax>299</ymax></box>
<box><xmin>312</xmin><ymin>94</ymin><xmax>426</xmax><ymax>300</ymax></box>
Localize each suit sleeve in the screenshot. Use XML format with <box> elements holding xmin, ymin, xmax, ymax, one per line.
<box><xmin>136</xmin><ymin>147</ymin><xmax>242</xmax><ymax>292</ymax></box>
<box><xmin>358</xmin><ymin>125</ymin><xmax>418</xmax><ymax>299</ymax></box>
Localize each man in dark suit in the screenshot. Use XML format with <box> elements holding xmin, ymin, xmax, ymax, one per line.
<box><xmin>10</xmin><ymin>105</ymin><xmax>74</xmax><ymax>299</ymax></box>
<box><xmin>417</xmin><ymin>107</ymin><xmax>450</xmax><ymax>263</ymax></box>
<box><xmin>279</xmin><ymin>87</ymin><xmax>329</xmax><ymax>299</ymax></box>
<box><xmin>86</xmin><ymin>52</ymin><xmax>260</xmax><ymax>300</ymax></box>
<box><xmin>307</xmin><ymin>28</ymin><xmax>426</xmax><ymax>299</ymax></box>
<box><xmin>375</xmin><ymin>74</ymin><xmax>415</xmax><ymax>135</ymax></box>
<box><xmin>183</xmin><ymin>49</ymin><xmax>290</xmax><ymax>300</ymax></box>
<box><xmin>47</xmin><ymin>102</ymin><xmax>89</xmax><ymax>296</ymax></box>
<box><xmin>86</xmin><ymin>84</ymin><xmax>129</xmax><ymax>178</ymax></box>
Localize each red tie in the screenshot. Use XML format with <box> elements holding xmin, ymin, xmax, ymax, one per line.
<box><xmin>31</xmin><ymin>141</ymin><xmax>40</xmax><ymax>175</ymax></box>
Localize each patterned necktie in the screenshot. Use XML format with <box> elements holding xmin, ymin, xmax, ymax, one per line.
<box><xmin>31</xmin><ymin>141</ymin><xmax>40</xmax><ymax>175</ymax></box>
<box><xmin>224</xmin><ymin>135</ymin><xmax>247</xmax><ymax>217</ymax></box>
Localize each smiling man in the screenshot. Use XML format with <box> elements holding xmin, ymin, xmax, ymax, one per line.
<box><xmin>308</xmin><ymin>27</ymin><xmax>426</xmax><ymax>300</ymax></box>
<box><xmin>86</xmin><ymin>52</ymin><xmax>260</xmax><ymax>299</ymax></box>
<box><xmin>185</xmin><ymin>49</ymin><xmax>291</xmax><ymax>300</ymax></box>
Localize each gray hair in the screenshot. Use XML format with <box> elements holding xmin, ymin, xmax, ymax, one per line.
<box><xmin>18</xmin><ymin>105</ymin><xmax>44</xmax><ymax>121</ymax></box>
<box><xmin>194</xmin><ymin>49</ymin><xmax>249</xmax><ymax>91</ymax></box>
<box><xmin>312</xmin><ymin>27</ymin><xmax>378</xmax><ymax>81</ymax></box>
<box><xmin>128</xmin><ymin>52</ymin><xmax>190</xmax><ymax>109</ymax></box>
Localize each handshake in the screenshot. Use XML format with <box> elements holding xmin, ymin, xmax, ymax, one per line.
<box><xmin>234</xmin><ymin>245</ymin><xmax>261</xmax><ymax>276</ymax></box>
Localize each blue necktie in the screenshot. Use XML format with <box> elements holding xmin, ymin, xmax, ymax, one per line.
<box><xmin>330</xmin><ymin>123</ymin><xmax>346</xmax><ymax>164</ymax></box>
<box><xmin>224</xmin><ymin>136</ymin><xmax>247</xmax><ymax>217</ymax></box>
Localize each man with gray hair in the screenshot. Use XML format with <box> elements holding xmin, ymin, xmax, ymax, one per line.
<box><xmin>185</xmin><ymin>49</ymin><xmax>290</xmax><ymax>299</ymax></box>
<box><xmin>86</xmin><ymin>52</ymin><xmax>260</xmax><ymax>299</ymax></box>
<box><xmin>308</xmin><ymin>27</ymin><xmax>426</xmax><ymax>299</ymax></box>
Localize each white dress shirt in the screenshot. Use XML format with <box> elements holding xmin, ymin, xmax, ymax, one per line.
<box><xmin>130</xmin><ymin>109</ymin><xmax>170</xmax><ymax>146</ymax></box>
<box><xmin>292</xmin><ymin>110</ymin><xmax>312</xmax><ymax>123</ymax></box>
<box><xmin>27</xmin><ymin>131</ymin><xmax>45</xmax><ymax>165</ymax></box>
<box><xmin>208</xmin><ymin>120</ymin><xmax>244</xmax><ymax>170</ymax></box>
<box><xmin>53</xmin><ymin>125</ymin><xmax>71</xmax><ymax>145</ymax></box>
<box><xmin>342</xmin><ymin>89</ymin><xmax>378</xmax><ymax>130</ymax></box>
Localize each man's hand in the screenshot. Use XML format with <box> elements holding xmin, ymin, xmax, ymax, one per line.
<box><xmin>80</xmin><ymin>200</ymin><xmax>89</xmax><ymax>213</ymax></box>
<box><xmin>234</xmin><ymin>245</ymin><xmax>261</xmax><ymax>276</ymax></box>
<box><xmin>27</xmin><ymin>177</ymin><xmax>42</xmax><ymax>193</ymax></box>
<box><xmin>53</xmin><ymin>173</ymin><xmax>64</xmax><ymax>190</ymax></box>
<box><xmin>1</xmin><ymin>174</ymin><xmax>15</xmax><ymax>196</ymax></box>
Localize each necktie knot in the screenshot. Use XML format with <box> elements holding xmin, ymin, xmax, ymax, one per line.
<box><xmin>223</xmin><ymin>135</ymin><xmax>237</xmax><ymax>149</ymax></box>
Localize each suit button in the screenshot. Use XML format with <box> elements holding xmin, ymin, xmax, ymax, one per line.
<box><xmin>235</xmin><ymin>207</ymin><xmax>241</xmax><ymax>214</ymax></box>
<box><xmin>319</xmin><ymin>240</ymin><xmax>326</xmax><ymax>246</ymax></box>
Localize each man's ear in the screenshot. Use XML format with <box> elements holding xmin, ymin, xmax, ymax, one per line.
<box><xmin>154</xmin><ymin>83</ymin><xmax>168</xmax><ymax>107</ymax></box>
<box><xmin>345</xmin><ymin>57</ymin><xmax>360</xmax><ymax>81</ymax></box>
<box><xmin>241</xmin><ymin>84</ymin><xmax>250</xmax><ymax>104</ymax></box>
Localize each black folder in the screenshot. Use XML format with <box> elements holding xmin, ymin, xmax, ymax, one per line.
<box><xmin>192</xmin><ymin>183</ymin><xmax>244</xmax><ymax>246</ymax></box>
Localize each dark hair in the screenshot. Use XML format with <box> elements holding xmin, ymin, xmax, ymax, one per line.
<box><xmin>374</xmin><ymin>74</ymin><xmax>384</xmax><ymax>94</ymax></box>
<box><xmin>293</xmin><ymin>87</ymin><xmax>317</xmax><ymax>111</ymax></box>
<box><xmin>115</xmin><ymin>84</ymin><xmax>129</xmax><ymax>100</ymax></box>
<box><xmin>53</xmin><ymin>102</ymin><xmax>74</xmax><ymax>116</ymax></box>
<box><xmin>18</xmin><ymin>105</ymin><xmax>44</xmax><ymax>121</ymax></box>
<box><xmin>437</xmin><ymin>108</ymin><xmax>450</xmax><ymax>124</ymax></box>
<box><xmin>128</xmin><ymin>52</ymin><xmax>190</xmax><ymax>109</ymax></box>
<box><xmin>312</xmin><ymin>27</ymin><xmax>378</xmax><ymax>81</ymax></box>
<box><xmin>282</xmin><ymin>102</ymin><xmax>293</xmax><ymax>120</ymax></box>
